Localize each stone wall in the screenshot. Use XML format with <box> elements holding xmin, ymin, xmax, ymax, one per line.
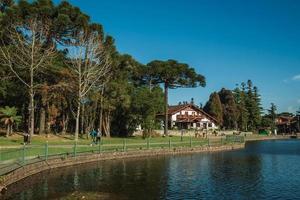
<box><xmin>133</xmin><ymin>130</ymin><xmax>253</xmax><ymax>137</ymax></box>
<box><xmin>0</xmin><ymin>143</ymin><xmax>244</xmax><ymax>195</ymax></box>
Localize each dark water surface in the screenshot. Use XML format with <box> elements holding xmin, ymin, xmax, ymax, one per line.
<box><xmin>3</xmin><ymin>140</ymin><xmax>300</xmax><ymax>200</ymax></box>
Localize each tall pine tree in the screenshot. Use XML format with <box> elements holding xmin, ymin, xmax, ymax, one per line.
<box><xmin>268</xmin><ymin>103</ymin><xmax>277</xmax><ymax>133</ymax></box>
<box><xmin>203</xmin><ymin>92</ymin><xmax>223</xmax><ymax>126</ymax></box>
<box><xmin>253</xmin><ymin>86</ymin><xmax>262</xmax><ymax>128</ymax></box>
<box><xmin>233</xmin><ymin>82</ymin><xmax>249</xmax><ymax>131</ymax></box>
<box><xmin>218</xmin><ymin>88</ymin><xmax>238</xmax><ymax>130</ymax></box>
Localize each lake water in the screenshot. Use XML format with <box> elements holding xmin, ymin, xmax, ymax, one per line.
<box><xmin>3</xmin><ymin>140</ymin><xmax>300</xmax><ymax>200</ymax></box>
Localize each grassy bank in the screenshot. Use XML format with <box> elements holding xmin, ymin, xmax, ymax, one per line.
<box><xmin>0</xmin><ymin>134</ymin><xmax>245</xmax><ymax>177</ymax></box>
<box><xmin>0</xmin><ymin>134</ymin><xmax>213</xmax><ymax>163</ymax></box>
<box><xmin>0</xmin><ymin>134</ymin><xmax>207</xmax><ymax>146</ymax></box>
<box><xmin>244</xmin><ymin>134</ymin><xmax>291</xmax><ymax>141</ymax></box>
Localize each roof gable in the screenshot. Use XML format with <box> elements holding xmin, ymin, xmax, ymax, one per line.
<box><xmin>168</xmin><ymin>104</ymin><xmax>218</xmax><ymax>124</ymax></box>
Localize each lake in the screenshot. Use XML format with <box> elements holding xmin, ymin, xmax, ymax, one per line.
<box><xmin>3</xmin><ymin>139</ymin><xmax>300</xmax><ymax>200</ymax></box>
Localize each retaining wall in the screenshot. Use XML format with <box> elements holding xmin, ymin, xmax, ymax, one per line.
<box><xmin>133</xmin><ymin>130</ymin><xmax>253</xmax><ymax>137</ymax></box>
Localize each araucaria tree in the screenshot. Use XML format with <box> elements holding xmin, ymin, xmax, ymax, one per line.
<box><xmin>233</xmin><ymin>82</ymin><xmax>249</xmax><ymax>131</ymax></box>
<box><xmin>67</xmin><ymin>28</ymin><xmax>111</xmax><ymax>141</ymax></box>
<box><xmin>0</xmin><ymin>17</ymin><xmax>56</xmax><ymax>137</ymax></box>
<box><xmin>245</xmin><ymin>80</ymin><xmax>262</xmax><ymax>130</ymax></box>
<box><xmin>146</xmin><ymin>60</ymin><xmax>206</xmax><ymax>135</ymax></box>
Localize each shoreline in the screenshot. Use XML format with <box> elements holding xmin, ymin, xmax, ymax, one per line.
<box><xmin>244</xmin><ymin>135</ymin><xmax>292</xmax><ymax>141</ymax></box>
<box><xmin>0</xmin><ymin>135</ymin><xmax>293</xmax><ymax>195</ymax></box>
<box><xmin>0</xmin><ymin>143</ymin><xmax>244</xmax><ymax>194</ymax></box>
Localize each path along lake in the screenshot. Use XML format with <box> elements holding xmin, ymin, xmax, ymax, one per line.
<box><xmin>3</xmin><ymin>139</ymin><xmax>300</xmax><ymax>200</ymax></box>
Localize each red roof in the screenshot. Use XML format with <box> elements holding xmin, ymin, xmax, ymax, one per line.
<box><xmin>276</xmin><ymin>116</ymin><xmax>294</xmax><ymax>125</ymax></box>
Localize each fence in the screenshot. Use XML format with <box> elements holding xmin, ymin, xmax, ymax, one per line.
<box><xmin>0</xmin><ymin>136</ymin><xmax>244</xmax><ymax>176</ymax></box>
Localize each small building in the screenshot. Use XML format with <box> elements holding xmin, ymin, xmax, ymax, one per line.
<box><xmin>276</xmin><ymin>115</ymin><xmax>300</xmax><ymax>134</ymax></box>
<box><xmin>158</xmin><ymin>104</ymin><xmax>218</xmax><ymax>130</ymax></box>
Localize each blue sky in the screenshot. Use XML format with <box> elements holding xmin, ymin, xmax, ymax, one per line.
<box><xmin>64</xmin><ymin>0</ymin><xmax>300</xmax><ymax>113</ymax></box>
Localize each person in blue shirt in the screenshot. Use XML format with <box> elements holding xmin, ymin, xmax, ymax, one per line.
<box><xmin>89</xmin><ymin>129</ymin><xmax>97</xmax><ymax>145</ymax></box>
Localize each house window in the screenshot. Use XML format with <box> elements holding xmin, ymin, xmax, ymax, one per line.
<box><xmin>208</xmin><ymin>123</ymin><xmax>212</xmax><ymax>127</ymax></box>
<box><xmin>185</xmin><ymin>112</ymin><xmax>188</xmax><ymax>116</ymax></box>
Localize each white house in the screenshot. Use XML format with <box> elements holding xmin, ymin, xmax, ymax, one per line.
<box><xmin>158</xmin><ymin>104</ymin><xmax>218</xmax><ymax>130</ymax></box>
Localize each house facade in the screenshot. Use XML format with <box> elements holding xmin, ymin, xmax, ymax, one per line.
<box><xmin>159</xmin><ymin>104</ymin><xmax>218</xmax><ymax>130</ymax></box>
<box><xmin>276</xmin><ymin>115</ymin><xmax>300</xmax><ymax>134</ymax></box>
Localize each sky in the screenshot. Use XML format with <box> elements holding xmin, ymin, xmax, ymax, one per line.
<box><xmin>63</xmin><ymin>0</ymin><xmax>300</xmax><ymax>113</ymax></box>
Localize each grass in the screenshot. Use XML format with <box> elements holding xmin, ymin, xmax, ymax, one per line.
<box><xmin>0</xmin><ymin>133</ymin><xmax>247</xmax><ymax>168</ymax></box>
<box><xmin>0</xmin><ymin>134</ymin><xmax>213</xmax><ymax>163</ymax></box>
<box><xmin>0</xmin><ymin>133</ymin><xmax>207</xmax><ymax>146</ymax></box>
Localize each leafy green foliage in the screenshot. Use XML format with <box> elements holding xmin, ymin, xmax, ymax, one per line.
<box><xmin>144</xmin><ymin>59</ymin><xmax>206</xmax><ymax>135</ymax></box>
<box><xmin>146</xmin><ymin>59</ymin><xmax>206</xmax><ymax>88</ymax></box>
<box><xmin>131</xmin><ymin>86</ymin><xmax>164</xmax><ymax>136</ymax></box>
<box><xmin>218</xmin><ymin>88</ymin><xmax>238</xmax><ymax>130</ymax></box>
<box><xmin>268</xmin><ymin>103</ymin><xmax>277</xmax><ymax>132</ymax></box>
<box><xmin>0</xmin><ymin>106</ymin><xmax>21</xmax><ymax>125</ymax></box>
<box><xmin>0</xmin><ymin>106</ymin><xmax>22</xmax><ymax>136</ymax></box>
<box><xmin>205</xmin><ymin>80</ymin><xmax>263</xmax><ymax>131</ymax></box>
<box><xmin>233</xmin><ymin>82</ymin><xmax>249</xmax><ymax>131</ymax></box>
<box><xmin>203</xmin><ymin>92</ymin><xmax>223</xmax><ymax>125</ymax></box>
<box><xmin>0</xmin><ymin>0</ymin><xmax>203</xmax><ymax>139</ymax></box>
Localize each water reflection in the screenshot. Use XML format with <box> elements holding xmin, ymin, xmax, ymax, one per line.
<box><xmin>3</xmin><ymin>140</ymin><xmax>300</xmax><ymax>200</ymax></box>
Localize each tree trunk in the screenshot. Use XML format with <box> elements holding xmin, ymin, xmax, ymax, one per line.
<box><xmin>103</xmin><ymin>111</ymin><xmax>110</xmax><ymax>137</ymax></box>
<box><xmin>62</xmin><ymin>113</ymin><xmax>68</xmax><ymax>135</ymax></box>
<box><xmin>75</xmin><ymin>62</ymin><xmax>82</xmax><ymax>141</ymax></box>
<box><xmin>99</xmin><ymin>87</ymin><xmax>104</xmax><ymax>134</ymax></box>
<box><xmin>164</xmin><ymin>82</ymin><xmax>168</xmax><ymax>136</ymax></box>
<box><xmin>29</xmin><ymin>89</ymin><xmax>35</xmax><ymax>137</ymax></box>
<box><xmin>75</xmin><ymin>100</ymin><xmax>80</xmax><ymax>141</ymax></box>
<box><xmin>81</xmin><ymin>104</ymin><xmax>85</xmax><ymax>136</ymax></box>
<box><xmin>10</xmin><ymin>124</ymin><xmax>13</xmax><ymax>135</ymax></box>
<box><xmin>39</xmin><ymin>107</ymin><xmax>46</xmax><ymax>134</ymax></box>
<box><xmin>29</xmin><ymin>66</ymin><xmax>35</xmax><ymax>137</ymax></box>
<box><xmin>87</xmin><ymin>101</ymin><xmax>97</xmax><ymax>139</ymax></box>
<box><xmin>6</xmin><ymin>125</ymin><xmax>10</xmax><ymax>137</ymax></box>
<box><xmin>107</xmin><ymin>113</ymin><xmax>110</xmax><ymax>137</ymax></box>
<box><xmin>46</xmin><ymin>103</ymin><xmax>51</xmax><ymax>134</ymax></box>
<box><xmin>99</xmin><ymin>108</ymin><xmax>103</xmax><ymax>135</ymax></box>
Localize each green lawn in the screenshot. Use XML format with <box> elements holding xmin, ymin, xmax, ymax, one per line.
<box><xmin>0</xmin><ymin>134</ymin><xmax>207</xmax><ymax>146</ymax></box>
<box><xmin>0</xmin><ymin>134</ymin><xmax>246</xmax><ymax>167</ymax></box>
<box><xmin>0</xmin><ymin>134</ymin><xmax>212</xmax><ymax>163</ymax></box>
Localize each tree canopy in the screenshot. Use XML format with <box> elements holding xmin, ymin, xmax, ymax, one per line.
<box><xmin>204</xmin><ymin>80</ymin><xmax>264</xmax><ymax>131</ymax></box>
<box><xmin>203</xmin><ymin>92</ymin><xmax>223</xmax><ymax>125</ymax></box>
<box><xmin>145</xmin><ymin>59</ymin><xmax>206</xmax><ymax>135</ymax></box>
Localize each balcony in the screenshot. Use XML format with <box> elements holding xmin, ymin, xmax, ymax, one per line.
<box><xmin>176</xmin><ymin>114</ymin><xmax>203</xmax><ymax>122</ymax></box>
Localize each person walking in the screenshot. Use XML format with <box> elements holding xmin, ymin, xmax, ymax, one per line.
<box><xmin>23</xmin><ymin>132</ymin><xmax>28</xmax><ymax>145</ymax></box>
<box><xmin>89</xmin><ymin>129</ymin><xmax>97</xmax><ymax>145</ymax></box>
<box><xmin>96</xmin><ymin>128</ymin><xmax>101</xmax><ymax>144</ymax></box>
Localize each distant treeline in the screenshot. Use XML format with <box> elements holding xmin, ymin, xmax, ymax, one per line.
<box><xmin>203</xmin><ymin>80</ymin><xmax>299</xmax><ymax>132</ymax></box>
<box><xmin>203</xmin><ymin>80</ymin><xmax>262</xmax><ymax>131</ymax></box>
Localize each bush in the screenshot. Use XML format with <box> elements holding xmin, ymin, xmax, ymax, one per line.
<box><xmin>142</xmin><ymin>130</ymin><xmax>160</xmax><ymax>138</ymax></box>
